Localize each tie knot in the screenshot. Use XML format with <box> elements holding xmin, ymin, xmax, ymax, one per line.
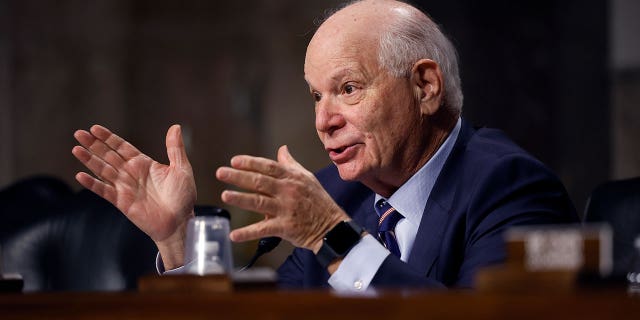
<box><xmin>376</xmin><ymin>199</ymin><xmax>388</xmax><ymax>210</ymax></box>
<box><xmin>375</xmin><ymin>200</ymin><xmax>403</xmax><ymax>233</ymax></box>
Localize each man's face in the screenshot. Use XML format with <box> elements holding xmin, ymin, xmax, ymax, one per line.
<box><xmin>304</xmin><ymin>28</ymin><xmax>424</xmax><ymax>189</ymax></box>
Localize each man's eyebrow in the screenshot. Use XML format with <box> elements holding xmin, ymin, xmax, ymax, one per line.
<box><xmin>329</xmin><ymin>68</ymin><xmax>359</xmax><ymax>81</ymax></box>
<box><xmin>304</xmin><ymin>67</ymin><xmax>361</xmax><ymax>89</ymax></box>
<box><xmin>303</xmin><ymin>78</ymin><xmax>316</xmax><ymax>93</ymax></box>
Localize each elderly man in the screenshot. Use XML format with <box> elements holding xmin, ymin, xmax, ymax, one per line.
<box><xmin>72</xmin><ymin>0</ymin><xmax>577</xmax><ymax>291</ymax></box>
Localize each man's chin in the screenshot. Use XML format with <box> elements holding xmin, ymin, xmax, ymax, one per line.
<box><xmin>335</xmin><ymin>164</ymin><xmax>363</xmax><ymax>182</ymax></box>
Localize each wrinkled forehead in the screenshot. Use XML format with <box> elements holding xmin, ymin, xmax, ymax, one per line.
<box><xmin>306</xmin><ymin>28</ymin><xmax>375</xmax><ymax>60</ymax></box>
<box><xmin>304</xmin><ymin>33</ymin><xmax>379</xmax><ymax>88</ymax></box>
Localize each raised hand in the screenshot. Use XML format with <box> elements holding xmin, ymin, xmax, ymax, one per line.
<box><xmin>72</xmin><ymin>124</ymin><xmax>196</xmax><ymax>268</ymax></box>
<box><xmin>216</xmin><ymin>145</ymin><xmax>349</xmax><ymax>253</ymax></box>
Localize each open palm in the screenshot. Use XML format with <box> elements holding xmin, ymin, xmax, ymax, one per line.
<box><xmin>72</xmin><ymin>125</ymin><xmax>196</xmax><ymax>244</ymax></box>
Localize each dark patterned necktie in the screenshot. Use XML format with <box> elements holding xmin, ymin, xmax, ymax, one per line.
<box><xmin>375</xmin><ymin>199</ymin><xmax>404</xmax><ymax>258</ymax></box>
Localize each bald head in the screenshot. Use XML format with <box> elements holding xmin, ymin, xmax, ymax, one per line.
<box><xmin>307</xmin><ymin>1</ymin><xmax>409</xmax><ymax>62</ymax></box>
<box><xmin>312</xmin><ymin>0</ymin><xmax>406</xmax><ymax>39</ymax></box>
<box><xmin>307</xmin><ymin>0</ymin><xmax>463</xmax><ymax>114</ymax></box>
<box><xmin>323</xmin><ymin>0</ymin><xmax>422</xmax><ymax>27</ymax></box>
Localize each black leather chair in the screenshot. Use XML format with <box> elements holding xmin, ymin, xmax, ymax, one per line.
<box><xmin>584</xmin><ymin>177</ymin><xmax>640</xmax><ymax>276</ymax></box>
<box><xmin>0</xmin><ymin>176</ymin><xmax>73</xmax><ymax>240</ymax></box>
<box><xmin>1</xmin><ymin>176</ymin><xmax>158</xmax><ymax>291</ymax></box>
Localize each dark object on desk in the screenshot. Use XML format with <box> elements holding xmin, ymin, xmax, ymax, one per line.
<box><xmin>575</xmin><ymin>271</ymin><xmax>627</xmax><ymax>290</ymax></box>
<box><xmin>0</xmin><ymin>274</ymin><xmax>24</xmax><ymax>293</ymax></box>
<box><xmin>584</xmin><ymin>177</ymin><xmax>640</xmax><ymax>276</ymax></box>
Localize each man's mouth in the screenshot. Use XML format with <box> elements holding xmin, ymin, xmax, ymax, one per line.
<box><xmin>330</xmin><ymin>146</ymin><xmax>346</xmax><ymax>154</ymax></box>
<box><xmin>327</xmin><ymin>144</ymin><xmax>361</xmax><ymax>163</ymax></box>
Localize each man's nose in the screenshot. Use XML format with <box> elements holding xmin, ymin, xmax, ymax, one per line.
<box><xmin>315</xmin><ymin>99</ymin><xmax>345</xmax><ymax>135</ymax></box>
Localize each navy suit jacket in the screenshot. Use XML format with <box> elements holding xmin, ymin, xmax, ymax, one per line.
<box><xmin>277</xmin><ymin>119</ymin><xmax>578</xmax><ymax>289</ymax></box>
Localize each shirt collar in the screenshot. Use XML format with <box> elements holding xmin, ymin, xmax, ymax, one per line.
<box><xmin>375</xmin><ymin>117</ymin><xmax>462</xmax><ymax>225</ymax></box>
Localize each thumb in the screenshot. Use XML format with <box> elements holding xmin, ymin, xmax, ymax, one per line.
<box><xmin>277</xmin><ymin>145</ymin><xmax>302</xmax><ymax>168</ymax></box>
<box><xmin>166</xmin><ymin>124</ymin><xmax>191</xmax><ymax>169</ymax></box>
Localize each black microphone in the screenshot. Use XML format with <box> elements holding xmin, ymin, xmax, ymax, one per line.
<box><xmin>240</xmin><ymin>237</ymin><xmax>282</xmax><ymax>271</ymax></box>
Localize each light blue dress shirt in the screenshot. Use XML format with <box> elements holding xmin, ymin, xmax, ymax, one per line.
<box><xmin>328</xmin><ymin>117</ymin><xmax>462</xmax><ymax>292</ymax></box>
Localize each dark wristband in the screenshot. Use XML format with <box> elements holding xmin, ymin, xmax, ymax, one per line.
<box><xmin>315</xmin><ymin>220</ymin><xmax>364</xmax><ymax>269</ymax></box>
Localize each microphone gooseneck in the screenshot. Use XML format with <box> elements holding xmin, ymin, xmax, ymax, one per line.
<box><xmin>239</xmin><ymin>237</ymin><xmax>282</xmax><ymax>271</ymax></box>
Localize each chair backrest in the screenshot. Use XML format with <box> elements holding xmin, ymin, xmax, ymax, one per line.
<box><xmin>1</xmin><ymin>177</ymin><xmax>157</xmax><ymax>291</ymax></box>
<box><xmin>584</xmin><ymin>177</ymin><xmax>640</xmax><ymax>276</ymax></box>
<box><xmin>0</xmin><ymin>176</ymin><xmax>73</xmax><ymax>240</ymax></box>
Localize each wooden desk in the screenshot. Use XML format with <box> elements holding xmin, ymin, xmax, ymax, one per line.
<box><xmin>1</xmin><ymin>290</ymin><xmax>639</xmax><ymax>320</ymax></box>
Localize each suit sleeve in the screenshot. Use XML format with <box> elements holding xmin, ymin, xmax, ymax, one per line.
<box><xmin>276</xmin><ymin>248</ymin><xmax>306</xmax><ymax>288</ymax></box>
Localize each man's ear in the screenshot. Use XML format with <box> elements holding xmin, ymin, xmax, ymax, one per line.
<box><xmin>411</xmin><ymin>59</ymin><xmax>443</xmax><ymax>116</ymax></box>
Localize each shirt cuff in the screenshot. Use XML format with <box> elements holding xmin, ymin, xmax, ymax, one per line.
<box><xmin>328</xmin><ymin>234</ymin><xmax>389</xmax><ymax>292</ymax></box>
<box><xmin>155</xmin><ymin>252</ymin><xmax>186</xmax><ymax>275</ymax></box>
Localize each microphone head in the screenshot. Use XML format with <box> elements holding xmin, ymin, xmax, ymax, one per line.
<box><xmin>258</xmin><ymin>237</ymin><xmax>282</xmax><ymax>253</ymax></box>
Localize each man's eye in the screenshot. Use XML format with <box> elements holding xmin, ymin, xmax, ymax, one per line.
<box><xmin>344</xmin><ymin>85</ymin><xmax>355</xmax><ymax>94</ymax></box>
<box><xmin>312</xmin><ymin>92</ymin><xmax>322</xmax><ymax>102</ymax></box>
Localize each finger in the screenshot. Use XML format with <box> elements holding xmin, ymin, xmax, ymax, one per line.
<box><xmin>216</xmin><ymin>167</ymin><xmax>278</xmax><ymax>195</ymax></box>
<box><xmin>74</xmin><ymin>130</ymin><xmax>126</xmax><ymax>170</ymax></box>
<box><xmin>89</xmin><ymin>125</ymin><xmax>142</xmax><ymax>161</ymax></box>
<box><xmin>72</xmin><ymin>145</ymin><xmax>123</xmax><ymax>184</ymax></box>
<box><xmin>166</xmin><ymin>125</ymin><xmax>191</xmax><ymax>170</ymax></box>
<box><xmin>74</xmin><ymin>130</ymin><xmax>98</xmax><ymax>149</ymax></box>
<box><xmin>230</xmin><ymin>155</ymin><xmax>287</xmax><ymax>178</ymax></box>
<box><xmin>276</xmin><ymin>145</ymin><xmax>304</xmax><ymax>170</ymax></box>
<box><xmin>220</xmin><ymin>190</ymin><xmax>279</xmax><ymax>215</ymax></box>
<box><xmin>229</xmin><ymin>220</ymin><xmax>275</xmax><ymax>242</ymax></box>
<box><xmin>75</xmin><ymin>172</ymin><xmax>118</xmax><ymax>205</ymax></box>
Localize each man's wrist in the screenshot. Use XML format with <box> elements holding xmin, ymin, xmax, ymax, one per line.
<box><xmin>155</xmin><ymin>241</ymin><xmax>185</xmax><ymax>270</ymax></box>
<box><xmin>154</xmin><ymin>212</ymin><xmax>193</xmax><ymax>270</ymax></box>
<box><xmin>327</xmin><ymin>258</ymin><xmax>343</xmax><ymax>275</ymax></box>
<box><xmin>315</xmin><ymin>220</ymin><xmax>364</xmax><ymax>269</ymax></box>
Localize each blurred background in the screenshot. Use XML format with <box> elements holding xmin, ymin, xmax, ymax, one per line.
<box><xmin>0</xmin><ymin>0</ymin><xmax>638</xmax><ymax>270</ymax></box>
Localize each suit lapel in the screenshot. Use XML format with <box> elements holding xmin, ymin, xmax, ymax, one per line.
<box><xmin>351</xmin><ymin>193</ymin><xmax>377</xmax><ymax>234</ymax></box>
<box><xmin>407</xmin><ymin>119</ymin><xmax>475</xmax><ymax>276</ymax></box>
